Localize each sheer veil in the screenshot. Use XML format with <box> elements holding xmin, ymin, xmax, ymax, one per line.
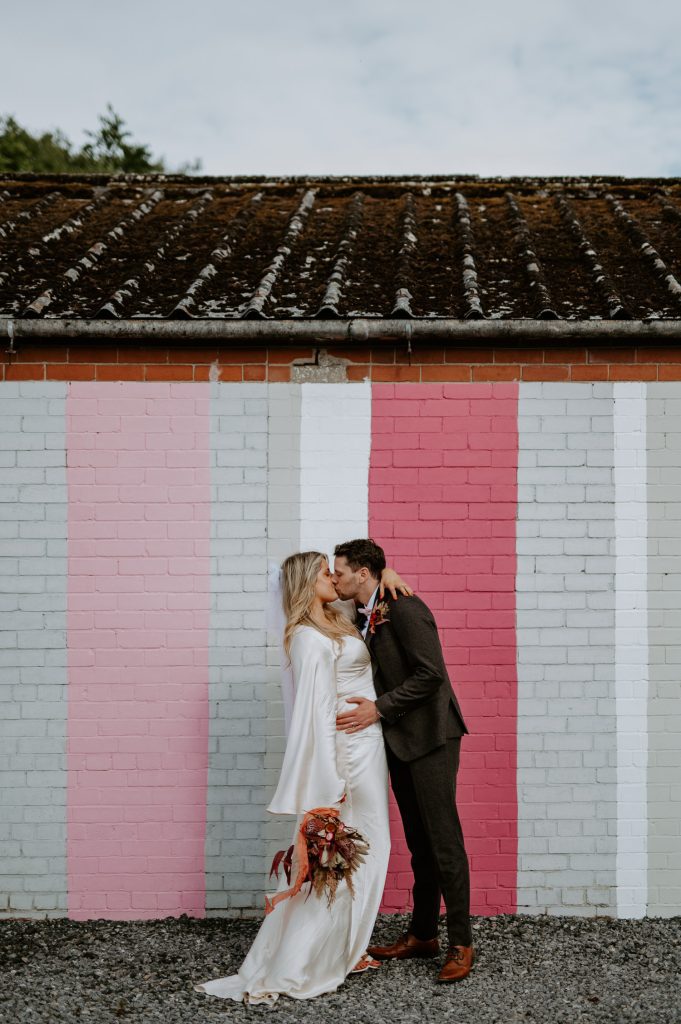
<box><xmin>267</xmin><ymin>559</ymin><xmax>358</xmax><ymax>736</ymax></box>
<box><xmin>267</xmin><ymin>561</ymin><xmax>295</xmax><ymax>735</ymax></box>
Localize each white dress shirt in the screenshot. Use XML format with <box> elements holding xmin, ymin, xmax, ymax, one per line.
<box><xmin>357</xmin><ymin>585</ymin><xmax>380</xmax><ymax>639</ymax></box>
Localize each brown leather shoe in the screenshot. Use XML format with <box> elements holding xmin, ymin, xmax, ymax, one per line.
<box><xmin>437</xmin><ymin>945</ymin><xmax>475</xmax><ymax>982</ymax></box>
<box><xmin>367</xmin><ymin>931</ymin><xmax>440</xmax><ymax>961</ymax></box>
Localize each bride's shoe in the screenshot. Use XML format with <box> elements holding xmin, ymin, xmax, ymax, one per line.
<box><xmin>350</xmin><ymin>953</ymin><xmax>381</xmax><ymax>974</ymax></box>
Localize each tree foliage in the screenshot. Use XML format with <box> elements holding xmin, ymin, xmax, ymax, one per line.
<box><xmin>0</xmin><ymin>105</ymin><xmax>201</xmax><ymax>174</ymax></box>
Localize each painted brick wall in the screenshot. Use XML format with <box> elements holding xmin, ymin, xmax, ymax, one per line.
<box><xmin>613</xmin><ymin>383</ymin><xmax>648</xmax><ymax>918</ymax></box>
<box><xmin>262</xmin><ymin>382</ymin><xmax>373</xmax><ymax>880</ymax></box>
<box><xmin>263</xmin><ymin>384</ymin><xmax>303</xmax><ymax>870</ymax></box>
<box><xmin>206</xmin><ymin>383</ymin><xmax>269</xmax><ymax>916</ymax></box>
<box><xmin>1</xmin><ymin>367</ymin><xmax>680</xmax><ymax>920</ymax></box>
<box><xmin>516</xmin><ymin>383</ymin><xmax>617</xmax><ymax>915</ymax></box>
<box><xmin>369</xmin><ymin>383</ymin><xmax>518</xmax><ymax>915</ymax></box>
<box><xmin>0</xmin><ymin>382</ymin><xmax>68</xmax><ymax>917</ymax></box>
<box><xmin>65</xmin><ymin>383</ymin><xmax>211</xmax><ymax>919</ymax></box>
<box><xmin>647</xmin><ymin>386</ymin><xmax>681</xmax><ymax>916</ymax></box>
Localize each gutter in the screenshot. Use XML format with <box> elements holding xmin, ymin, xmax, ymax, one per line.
<box><xmin>3</xmin><ymin>317</ymin><xmax>681</xmax><ymax>347</ymax></box>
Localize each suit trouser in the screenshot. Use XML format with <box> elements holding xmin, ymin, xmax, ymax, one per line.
<box><xmin>386</xmin><ymin>737</ymin><xmax>472</xmax><ymax>948</ymax></box>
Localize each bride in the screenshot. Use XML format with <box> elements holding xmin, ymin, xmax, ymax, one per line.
<box><xmin>194</xmin><ymin>552</ymin><xmax>405</xmax><ymax>1005</ymax></box>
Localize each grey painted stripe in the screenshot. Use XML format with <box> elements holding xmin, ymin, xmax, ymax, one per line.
<box><xmin>0</xmin><ymin>381</ymin><xmax>68</xmax><ymax>918</ymax></box>
<box><xmin>264</xmin><ymin>383</ymin><xmax>302</xmax><ymax>871</ymax></box>
<box><xmin>516</xmin><ymin>382</ymin><xmax>617</xmax><ymax>916</ymax></box>
<box><xmin>206</xmin><ymin>382</ymin><xmax>269</xmax><ymax>917</ymax></box>
<box><xmin>646</xmin><ymin>384</ymin><xmax>681</xmax><ymax>917</ymax></box>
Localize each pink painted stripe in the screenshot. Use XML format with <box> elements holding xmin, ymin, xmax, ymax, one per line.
<box><xmin>66</xmin><ymin>382</ymin><xmax>211</xmax><ymax>920</ymax></box>
<box><xmin>370</xmin><ymin>383</ymin><xmax>519</xmax><ymax>916</ymax></box>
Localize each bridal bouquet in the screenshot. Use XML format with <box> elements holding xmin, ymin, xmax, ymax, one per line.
<box><xmin>265</xmin><ymin>807</ymin><xmax>370</xmax><ymax>914</ymax></box>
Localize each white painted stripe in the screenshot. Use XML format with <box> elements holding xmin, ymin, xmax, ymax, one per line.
<box><xmin>299</xmin><ymin>382</ymin><xmax>371</xmax><ymax>560</ymax></box>
<box><xmin>613</xmin><ymin>382</ymin><xmax>648</xmax><ymax>918</ymax></box>
<box><xmin>264</xmin><ymin>383</ymin><xmax>303</xmax><ymax>870</ymax></box>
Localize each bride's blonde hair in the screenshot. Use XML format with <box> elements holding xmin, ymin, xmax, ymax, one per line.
<box><xmin>281</xmin><ymin>551</ymin><xmax>358</xmax><ymax>658</ymax></box>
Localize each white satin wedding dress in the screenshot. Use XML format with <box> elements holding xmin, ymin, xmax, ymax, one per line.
<box><xmin>195</xmin><ymin>626</ymin><xmax>391</xmax><ymax>1005</ymax></box>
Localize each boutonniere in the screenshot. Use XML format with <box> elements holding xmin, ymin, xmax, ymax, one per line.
<box><xmin>368</xmin><ymin>600</ymin><xmax>390</xmax><ymax>634</ymax></box>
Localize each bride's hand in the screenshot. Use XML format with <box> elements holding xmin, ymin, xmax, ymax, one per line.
<box><xmin>379</xmin><ymin>566</ymin><xmax>414</xmax><ymax>600</ymax></box>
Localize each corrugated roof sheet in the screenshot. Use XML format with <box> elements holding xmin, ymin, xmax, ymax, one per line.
<box><xmin>1</xmin><ymin>174</ymin><xmax>681</xmax><ymax>321</ymax></box>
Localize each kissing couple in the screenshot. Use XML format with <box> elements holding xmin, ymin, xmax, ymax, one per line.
<box><xmin>195</xmin><ymin>539</ymin><xmax>473</xmax><ymax>1006</ymax></box>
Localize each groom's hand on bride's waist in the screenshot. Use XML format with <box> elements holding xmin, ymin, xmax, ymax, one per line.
<box><xmin>336</xmin><ymin>696</ymin><xmax>381</xmax><ymax>733</ymax></box>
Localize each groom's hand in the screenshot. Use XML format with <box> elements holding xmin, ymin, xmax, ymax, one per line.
<box><xmin>336</xmin><ymin>697</ymin><xmax>380</xmax><ymax>732</ymax></box>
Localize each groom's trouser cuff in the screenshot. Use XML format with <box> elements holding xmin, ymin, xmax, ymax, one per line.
<box><xmin>387</xmin><ymin>738</ymin><xmax>472</xmax><ymax>948</ymax></box>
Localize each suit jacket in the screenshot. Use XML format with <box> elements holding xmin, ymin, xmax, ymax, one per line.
<box><xmin>368</xmin><ymin>592</ymin><xmax>468</xmax><ymax>762</ymax></box>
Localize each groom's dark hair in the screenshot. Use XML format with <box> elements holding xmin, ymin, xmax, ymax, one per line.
<box><xmin>334</xmin><ymin>538</ymin><xmax>386</xmax><ymax>580</ymax></box>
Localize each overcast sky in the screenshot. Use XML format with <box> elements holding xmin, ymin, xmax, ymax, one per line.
<box><xmin>3</xmin><ymin>0</ymin><xmax>680</xmax><ymax>177</ymax></box>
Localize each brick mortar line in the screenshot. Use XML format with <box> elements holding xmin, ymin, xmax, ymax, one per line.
<box><xmin>5</xmin><ymin>345</ymin><xmax>681</xmax><ymax>364</ymax></box>
<box><xmin>5</xmin><ymin>358</ymin><xmax>681</xmax><ymax>383</ymax></box>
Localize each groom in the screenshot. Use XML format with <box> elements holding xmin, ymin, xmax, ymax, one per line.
<box><xmin>332</xmin><ymin>539</ymin><xmax>474</xmax><ymax>983</ymax></box>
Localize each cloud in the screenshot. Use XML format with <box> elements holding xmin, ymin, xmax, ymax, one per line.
<box><xmin>1</xmin><ymin>0</ymin><xmax>680</xmax><ymax>175</ymax></box>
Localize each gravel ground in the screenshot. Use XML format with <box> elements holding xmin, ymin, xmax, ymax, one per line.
<box><xmin>2</xmin><ymin>912</ymin><xmax>680</xmax><ymax>1024</ymax></box>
